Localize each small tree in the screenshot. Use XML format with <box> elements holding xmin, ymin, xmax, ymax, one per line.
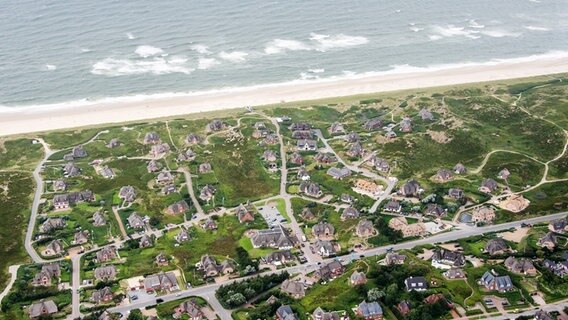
<box><xmin>367</xmin><ymin>288</ymin><xmax>385</xmax><ymax>301</ymax></box>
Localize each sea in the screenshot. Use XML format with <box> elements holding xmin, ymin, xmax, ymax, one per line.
<box><xmin>0</xmin><ymin>0</ymin><xmax>567</xmax><ymax>109</ymax></box>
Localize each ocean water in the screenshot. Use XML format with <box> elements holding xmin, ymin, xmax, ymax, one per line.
<box><xmin>0</xmin><ymin>0</ymin><xmax>567</xmax><ymax>108</ymax></box>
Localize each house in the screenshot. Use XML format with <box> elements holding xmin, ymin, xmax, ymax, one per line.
<box><xmin>350</xmin><ymin>271</ymin><xmax>367</xmax><ymax>286</ymax></box>
<box><xmin>251</xmin><ymin>225</ymin><xmax>298</xmax><ymax>249</ymax></box>
<box><xmin>276</xmin><ymin>305</ymin><xmax>299</xmax><ymax>320</ymax></box>
<box><xmin>347</xmin><ymin>142</ymin><xmax>363</xmax><ymax>158</ymax></box>
<box><xmin>292</xmin><ymin>130</ymin><xmax>313</xmax><ymax>140</ymax></box>
<box><xmin>144</xmin><ymin>272</ymin><xmax>179</xmax><ymax>292</ymax></box>
<box><xmin>32</xmin><ymin>264</ymin><xmax>61</xmax><ymax>286</ymax></box>
<box><xmin>67</xmin><ymin>190</ymin><xmax>95</xmax><ymax>204</ymax></box>
<box><xmin>436</xmin><ymin>168</ymin><xmax>453</xmax><ymax>181</ymax></box>
<box><xmin>72</xmin><ymin>145</ymin><xmax>88</xmax><ymax>158</ymax></box>
<box><xmin>144</xmin><ymin>132</ymin><xmax>160</xmax><ymax>144</ymax></box>
<box><xmin>389</xmin><ymin>216</ymin><xmax>408</xmax><ymax>231</ymax></box>
<box><xmin>299</xmin><ymin>182</ymin><xmax>323</xmax><ymax>198</ymax></box>
<box><xmin>396</xmin><ymin>301</ymin><xmax>412</xmax><ymax>317</ymax></box>
<box><xmin>96</xmin><ymin>246</ymin><xmax>117</xmax><ymax>263</ymax></box>
<box><xmin>498</xmin><ymin>168</ymin><xmax>511</xmax><ymax>180</ymax></box>
<box><xmin>236</xmin><ymin>203</ymin><xmax>255</xmax><ymax>223</ymax></box>
<box><xmin>289</xmin><ymin>123</ymin><xmax>311</xmax><ymax>131</ymax></box>
<box><xmin>147</xmin><ymin>160</ymin><xmax>162</xmax><ymax>173</ymax></box>
<box><xmin>263</xmin><ymin>133</ymin><xmax>279</xmax><ymax>145</ymax></box>
<box><xmin>297</xmin><ymin>167</ymin><xmax>311</xmax><ymax>181</ymax></box>
<box><xmin>431</xmin><ymin>248</ymin><xmax>465</xmax><ymax>269</ymax></box>
<box><xmin>301</xmin><ymin>207</ymin><xmax>316</xmax><ymax>221</ymax></box>
<box><xmin>175</xmin><ymin>229</ymin><xmax>191</xmax><ymax>243</ymax></box>
<box><xmin>385</xmin><ymin>252</ymin><xmax>406</xmax><ymax>265</ymax></box>
<box><xmin>484</xmin><ymin>238</ymin><xmax>509</xmax><ymax>255</ymax></box>
<box><xmin>356</xmin><ymin>220</ymin><xmax>375</xmax><ymax>237</ymax></box>
<box><xmin>312</xmin><ymin>240</ymin><xmax>339</xmax><ymax>257</ymax></box>
<box><xmin>312</xmin><ymin>307</ymin><xmax>345</xmax><ymax>320</ymax></box>
<box><xmin>73</xmin><ymin>230</ymin><xmax>90</xmax><ymax>244</ymax></box>
<box><xmin>297</xmin><ymin>139</ymin><xmax>318</xmax><ymax>151</ymax></box>
<box><xmin>356</xmin><ymin>300</ymin><xmax>383</xmax><ymax>320</ymax></box>
<box><xmin>479</xmin><ymin>271</ymin><xmax>514</xmax><ymax>292</ymax></box>
<box><xmin>99</xmin><ymin>166</ymin><xmax>115</xmax><ymax>179</ymax></box>
<box><xmin>314</xmin><ymin>152</ymin><xmax>337</xmax><ymax>164</ymax></box>
<box><xmin>63</xmin><ymin>162</ymin><xmax>81</xmax><ymax>177</ymax></box>
<box><xmin>199</xmin><ymin>163</ymin><xmax>212</xmax><ymax>173</ymax></box>
<box><xmin>542</xmin><ymin>259</ymin><xmax>568</xmax><ymax>277</ymax></box>
<box><xmin>53</xmin><ymin>180</ymin><xmax>67</xmax><ymax>191</ymax></box>
<box><xmin>454</xmin><ymin>163</ymin><xmax>467</xmax><ymax>174</ymax></box>
<box><xmin>315</xmin><ymin>261</ymin><xmax>344</xmax><ymax>281</ymax></box>
<box><xmin>198</xmin><ymin>255</ymin><xmax>222</xmax><ymax>277</ymax></box>
<box><xmin>538</xmin><ymin>232</ymin><xmax>558</xmax><ymax>250</ymax></box>
<box><xmin>341</xmin><ymin>207</ymin><xmax>360</xmax><ymax>220</ymax></box>
<box><xmin>327</xmin><ymin>167</ymin><xmax>351</xmax><ymax>180</ymax></box>
<box><xmin>166</xmin><ymin>200</ymin><xmax>190</xmax><ymax>215</ymax></box>
<box><xmin>384</xmin><ymin>200</ymin><xmax>401</xmax><ymax>212</ymax></box>
<box><xmin>424</xmin><ymin>204</ymin><xmax>446</xmax><ymax>218</ymax></box>
<box><xmin>345</xmin><ymin>132</ymin><xmax>360</xmax><ymax>143</ymax></box>
<box><xmin>156</xmin><ymin>171</ymin><xmax>174</xmax><ymax>184</ymax></box>
<box><xmin>289</xmin><ymin>152</ymin><xmax>304</xmax><ymax>165</ymax></box>
<box><xmin>92</xmin><ymin>211</ymin><xmax>106</xmax><ymax>226</ymax></box>
<box><xmin>203</xmin><ymin>218</ymin><xmax>218</xmax><ymax>230</ymax></box>
<box><xmin>280</xmin><ymin>279</ymin><xmax>305</xmax><ymax>299</ymax></box>
<box><xmin>312</xmin><ymin>222</ymin><xmax>335</xmax><ymax>240</ymax></box>
<box><xmin>471</xmin><ymin>206</ymin><xmax>496</xmax><ymax>223</ymax></box>
<box><xmin>206</xmin><ymin>119</ymin><xmax>225</xmax><ymax>132</ymax></box>
<box><xmin>263</xmin><ymin>150</ymin><xmax>278</xmax><ymax>162</ymax></box>
<box><xmin>404</xmin><ymin>276</ymin><xmax>428</xmax><ymax>291</ymax></box>
<box><xmin>399</xmin><ymin>117</ymin><xmax>412</xmax><ymax>133</ymax></box>
<box><xmin>353</xmin><ymin>179</ymin><xmax>383</xmax><ymax>199</ymax></box>
<box><xmin>385</xmin><ymin>131</ymin><xmax>397</xmax><ymax>139</ymax></box>
<box><xmin>156</xmin><ymin>252</ymin><xmax>169</xmax><ymax>266</ymax></box>
<box><xmin>549</xmin><ymin>219</ymin><xmax>568</xmax><ymax>233</ymax></box>
<box><xmin>40</xmin><ymin>217</ymin><xmax>66</xmax><ymax>233</ymax></box>
<box><xmin>139</xmin><ymin>235</ymin><xmax>153</xmax><ymax>248</ymax></box>
<box><xmin>363</xmin><ymin>118</ymin><xmax>383</xmax><ymax>131</ymax></box>
<box><xmin>107</xmin><ymin>138</ymin><xmax>120</xmax><ymax>149</ymax></box>
<box><xmin>373</xmin><ymin>158</ymin><xmax>390</xmax><ymax>172</ymax></box>
<box><xmin>263</xmin><ymin>250</ymin><xmax>294</xmax><ymax>266</ymax></box>
<box><xmin>151</xmin><ymin>143</ymin><xmax>170</xmax><ymax>157</ymax></box>
<box><xmin>419</xmin><ymin>108</ymin><xmax>434</xmax><ymax>121</ymax></box>
<box><xmin>340</xmin><ymin>193</ymin><xmax>354</xmax><ymax>204</ymax></box>
<box><xmin>199</xmin><ymin>185</ymin><xmax>216</xmax><ymax>201</ymax></box>
<box><xmin>504</xmin><ymin>257</ymin><xmax>537</xmax><ymax>275</ymax></box>
<box><xmin>173</xmin><ymin>299</ymin><xmax>204</xmax><ymax>320</ymax></box>
<box><xmin>424</xmin><ymin>294</ymin><xmax>451</xmax><ymax>307</ymax></box>
<box><xmin>44</xmin><ymin>240</ymin><xmax>64</xmax><ymax>256</ymax></box>
<box><xmin>448</xmin><ymin>188</ymin><xmax>464</xmax><ymax>199</ymax></box>
<box><xmin>177</xmin><ymin>149</ymin><xmax>196</xmax><ymax>162</ymax></box>
<box><xmin>535</xmin><ymin>310</ymin><xmax>555</xmax><ymax>320</ymax></box>
<box><xmin>53</xmin><ymin>194</ymin><xmax>70</xmax><ymax>210</ymax></box>
<box><xmin>127</xmin><ymin>212</ymin><xmax>146</xmax><ymax>229</ymax></box>
<box><xmin>94</xmin><ymin>265</ymin><xmax>118</xmax><ymax>281</ymax></box>
<box><xmin>119</xmin><ymin>186</ymin><xmax>137</xmax><ymax>203</ymax></box>
<box><xmin>28</xmin><ymin>300</ymin><xmax>58</xmax><ymax>319</ymax></box>
<box><xmin>186</xmin><ymin>133</ymin><xmax>202</xmax><ymax>145</ymax></box>
<box><xmin>91</xmin><ymin>287</ymin><xmax>113</xmax><ymax>304</ymax></box>
<box><xmin>399</xmin><ymin>180</ymin><xmax>422</xmax><ymax>197</ymax></box>
<box><xmin>479</xmin><ymin>178</ymin><xmax>498</xmax><ymax>193</ymax></box>
<box><xmin>443</xmin><ymin>268</ymin><xmax>466</xmax><ymax>279</ymax></box>
<box><xmin>329</xmin><ymin>122</ymin><xmax>346</xmax><ymax>135</ymax></box>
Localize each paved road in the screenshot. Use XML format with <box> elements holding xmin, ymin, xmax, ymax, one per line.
<box><xmin>25</xmin><ymin>138</ymin><xmax>54</xmax><ymax>263</ymax></box>
<box><xmin>108</xmin><ymin>211</ymin><xmax>568</xmax><ymax>316</ymax></box>
<box><xmin>0</xmin><ymin>265</ymin><xmax>20</xmax><ymax>304</ymax></box>
<box><xmin>178</xmin><ymin>167</ymin><xmax>205</xmax><ymax>215</ymax></box>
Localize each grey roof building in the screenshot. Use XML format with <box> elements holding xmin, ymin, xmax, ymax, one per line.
<box><xmin>405</xmin><ymin>276</ymin><xmax>428</xmax><ymax>291</ymax></box>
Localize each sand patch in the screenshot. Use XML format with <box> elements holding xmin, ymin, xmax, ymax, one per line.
<box><xmin>427</xmin><ymin>130</ymin><xmax>452</xmax><ymax>144</ymax></box>
<box><xmin>499</xmin><ymin>227</ymin><xmax>529</xmax><ymax>243</ymax></box>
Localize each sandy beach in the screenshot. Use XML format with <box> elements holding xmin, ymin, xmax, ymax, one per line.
<box><xmin>1</xmin><ymin>56</ymin><xmax>568</xmax><ymax>137</ymax></box>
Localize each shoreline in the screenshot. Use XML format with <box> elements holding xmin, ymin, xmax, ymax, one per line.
<box><xmin>1</xmin><ymin>56</ymin><xmax>568</xmax><ymax>137</ymax></box>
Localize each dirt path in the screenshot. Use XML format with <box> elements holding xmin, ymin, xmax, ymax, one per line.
<box><xmin>112</xmin><ymin>206</ymin><xmax>128</xmax><ymax>239</ymax></box>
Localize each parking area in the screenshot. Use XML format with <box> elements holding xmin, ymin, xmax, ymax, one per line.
<box><xmin>257</xmin><ymin>205</ymin><xmax>286</xmax><ymax>227</ymax></box>
<box><xmin>127</xmin><ymin>288</ymin><xmax>156</xmax><ymax>304</ymax></box>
